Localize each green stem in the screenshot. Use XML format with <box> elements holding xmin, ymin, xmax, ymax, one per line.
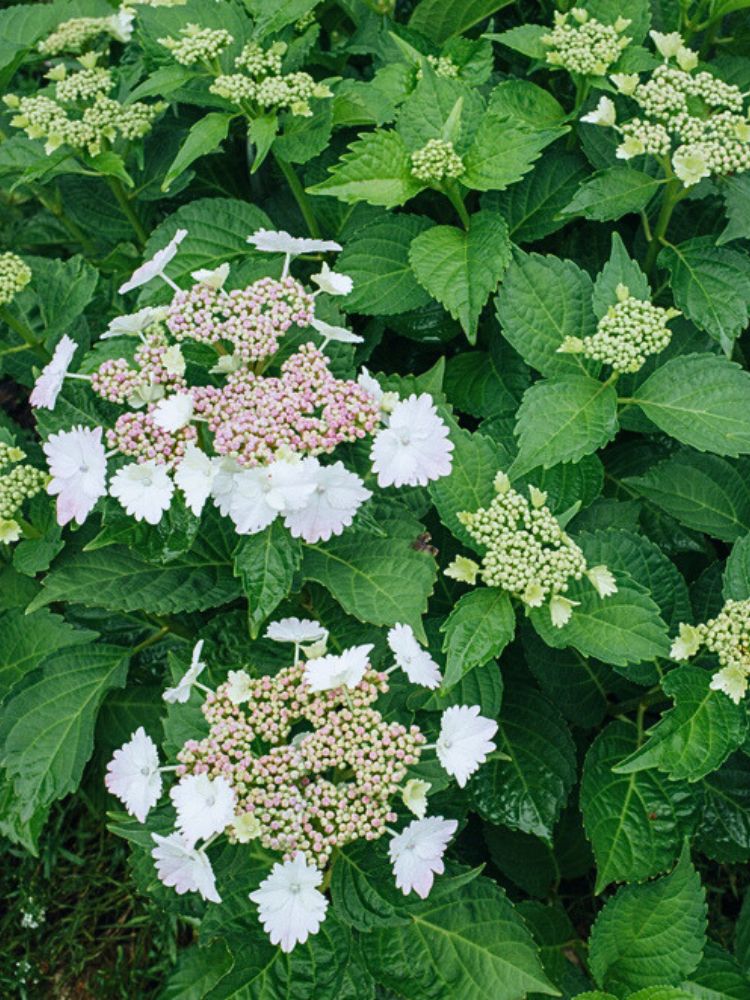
<box><xmin>106</xmin><ymin>176</ymin><xmax>148</xmax><ymax>248</ymax></box>
<box><xmin>132</xmin><ymin>625</ymin><xmax>170</xmax><ymax>656</ymax></box>
<box><xmin>643</xmin><ymin>174</ymin><xmax>682</xmax><ymax>276</ymax></box>
<box><xmin>444</xmin><ymin>182</ymin><xmax>471</xmax><ymax>229</ymax></box>
<box><xmin>0</xmin><ymin>305</ymin><xmax>48</xmax><ymax>361</ymax></box>
<box><xmin>272</xmin><ymin>151</ymin><xmax>321</xmax><ymax>239</ymax></box>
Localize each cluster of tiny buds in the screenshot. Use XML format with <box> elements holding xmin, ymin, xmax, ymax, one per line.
<box><xmin>0</xmin><ymin>443</ymin><xmax>46</xmax><ymax>529</ymax></box>
<box><xmin>410</xmin><ymin>138</ymin><xmax>465</xmax><ymax>183</ymax></box>
<box><xmin>91</xmin><ymin>330</ymin><xmax>186</xmax><ymax>406</ymax></box>
<box><xmin>459</xmin><ymin>473</ymin><xmax>588</xmax><ymax>610</ymax></box>
<box><xmin>38</xmin><ymin>12</ymin><xmax>129</xmax><ymax>56</ymax></box>
<box><xmin>416</xmin><ymin>55</ymin><xmax>459</xmax><ymax>80</ymax></box>
<box><xmin>194</xmin><ymin>343</ymin><xmax>380</xmax><ymax>467</ymax></box>
<box><xmin>55</xmin><ymin>66</ymin><xmax>113</xmax><ymax>103</ymax></box>
<box><xmin>559</xmin><ymin>284</ymin><xmax>680</xmax><ymax>373</ymax></box>
<box><xmin>177</xmin><ymin>661</ymin><xmax>424</xmax><ymax>867</ymax></box>
<box><xmin>106</xmin><ymin>410</ymin><xmax>197</xmax><ymax>464</ymax></box>
<box><xmin>158</xmin><ymin>25</ymin><xmax>234</xmax><ymax>66</ymax></box>
<box><xmin>166</xmin><ymin>276</ymin><xmax>314</xmax><ymax>363</ymax></box>
<box><xmin>0</xmin><ymin>252</ymin><xmax>31</xmax><ymax>306</ymax></box>
<box><xmin>672</xmin><ymin>599</ymin><xmax>750</xmax><ymax>703</ymax></box>
<box><xmin>542</xmin><ymin>9</ymin><xmax>631</xmax><ymax>77</ymax></box>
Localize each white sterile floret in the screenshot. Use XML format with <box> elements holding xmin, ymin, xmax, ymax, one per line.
<box><xmin>226</xmin><ymin>669</ymin><xmax>253</xmax><ymax>705</ymax></box>
<box><xmin>710</xmin><ymin>665</ymin><xmax>748</xmax><ymax>705</ymax></box>
<box><xmin>152</xmin><ymin>391</ymin><xmax>194</xmax><ymax>432</ymax></box>
<box><xmin>151</xmin><ymin>833</ymin><xmax>221</xmax><ymax>903</ymax></box>
<box><xmin>105</xmin><ymin>726</ymin><xmax>162</xmax><ymax>822</ymax></box>
<box><xmin>110</xmin><ymin>459</ymin><xmax>174</xmax><ymax>524</ymax></box>
<box><xmin>650</xmin><ymin>29</ymin><xmax>684</xmax><ymax>59</ymax></box>
<box><xmin>102</xmin><ymin>306</ymin><xmax>170</xmax><ymax>339</ymax></box>
<box><xmin>444</xmin><ymin>555</ymin><xmax>480</xmax><ymax>585</ymax></box>
<box><xmin>310</xmin><ymin>317</ymin><xmax>363</xmax><ymax>345</ymax></box>
<box><xmin>282</xmin><ymin>461</ymin><xmax>371</xmax><ymax>543</ymax></box>
<box><xmin>191</xmin><ymin>262</ymin><xmax>230</xmax><ymax>288</ymax></box>
<box><xmin>107</xmin><ymin>7</ymin><xmax>135</xmax><ymax>43</ymax></box>
<box><xmin>549</xmin><ymin>594</ymin><xmax>580</xmax><ymax>628</ymax></box>
<box><xmin>249</xmin><ymin>852</ymin><xmax>328</xmax><ymax>952</ymax></box>
<box><xmin>30</xmin><ymin>334</ymin><xmax>77</xmax><ymax>410</ymax></box>
<box><xmin>174</xmin><ymin>443</ymin><xmax>219</xmax><ymax>516</ymax></box>
<box><xmin>436</xmin><ymin>704</ymin><xmax>497</xmax><ymax>787</ymax></box>
<box><xmin>587</xmin><ymin>564</ymin><xmax>618</xmax><ymax>598</ymax></box>
<box><xmin>672</xmin><ymin>146</ymin><xmax>711</xmax><ymax>187</ymax></box>
<box><xmin>44</xmin><ymin>424</ymin><xmax>107</xmax><ymax>526</ymax></box>
<box><xmin>311</xmin><ymin>262</ymin><xmax>353</xmax><ymax>296</ymax></box>
<box><xmin>232</xmin><ymin>812</ymin><xmax>262</xmax><ymax>842</ymax></box>
<box><xmin>228</xmin><ymin>458</ymin><xmax>318</xmax><ymax>535</ymax></box>
<box><xmin>370</xmin><ymin>393</ymin><xmax>453</xmax><ymax>487</ymax></box>
<box><xmin>170</xmin><ymin>772</ymin><xmax>236</xmax><ymax>847</ymax></box>
<box><xmin>611</xmin><ymin>73</ymin><xmax>639</xmax><ymax>95</ymax></box>
<box><xmin>247</xmin><ymin>229</ymin><xmax>342</xmax><ymax>257</ymax></box>
<box><xmin>163</xmin><ymin>640</ymin><xmax>207</xmax><ymax>704</ymax></box>
<box><xmin>210</xmin><ymin>457</ymin><xmax>244</xmax><ymax>516</ymax></box>
<box><xmin>402</xmin><ymin>778</ymin><xmax>431</xmax><ymax>819</ymax></box>
<box><xmin>118</xmin><ymin>228</ymin><xmax>187</xmax><ymax>294</ymax></box>
<box><xmin>304</xmin><ymin>643</ymin><xmax>374</xmax><ymax>692</ymax></box>
<box><xmin>670</xmin><ymin>622</ymin><xmax>703</xmax><ymax>660</ymax></box>
<box><xmin>389</xmin><ymin>816</ymin><xmax>458</xmax><ymax>898</ymax></box>
<box><xmin>581</xmin><ymin>95</ymin><xmax>616</xmax><ymax>126</ymax></box>
<box><xmin>387</xmin><ymin>623</ymin><xmax>442</xmax><ymax>689</ymax></box>
<box><xmin>266</xmin><ymin>617</ymin><xmax>328</xmax><ymax>645</ymax></box>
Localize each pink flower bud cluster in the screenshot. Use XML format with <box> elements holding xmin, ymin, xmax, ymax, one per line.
<box><xmin>107</xmin><ymin>410</ymin><xmax>197</xmax><ymax>464</ymax></box>
<box><xmin>91</xmin><ymin>358</ymin><xmax>142</xmax><ymax>403</ymax></box>
<box><xmin>176</xmin><ymin>661</ymin><xmax>425</xmax><ymax>867</ymax></box>
<box><xmin>193</xmin><ymin>343</ymin><xmax>380</xmax><ymax>466</ymax></box>
<box><xmin>166</xmin><ymin>276</ymin><xmax>315</xmax><ymax>363</ymax></box>
<box><xmin>91</xmin><ymin>330</ymin><xmax>186</xmax><ymax>404</ymax></box>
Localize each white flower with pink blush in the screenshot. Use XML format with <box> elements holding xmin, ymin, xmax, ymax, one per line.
<box><xmin>118</xmin><ymin>228</ymin><xmax>187</xmax><ymax>294</ymax></box>
<box><xmin>387</xmin><ymin>623</ymin><xmax>442</xmax><ymax>689</ymax></box>
<box><xmin>389</xmin><ymin>816</ymin><xmax>458</xmax><ymax>899</ymax></box>
<box><xmin>151</xmin><ymin>833</ymin><xmax>221</xmax><ymax>903</ymax></box>
<box><xmin>283</xmin><ymin>461</ymin><xmax>371</xmax><ymax>543</ymax></box>
<box><xmin>109</xmin><ymin>459</ymin><xmax>174</xmax><ymax>525</ymax></box>
<box><xmin>44</xmin><ymin>424</ymin><xmax>107</xmax><ymax>526</ymax></box>
<box><xmin>105</xmin><ymin>727</ymin><xmax>162</xmax><ymax>822</ymax></box>
<box><xmin>304</xmin><ymin>644</ymin><xmax>374</xmax><ymax>692</ymax></box>
<box><xmin>170</xmin><ymin>773</ymin><xmax>236</xmax><ymax>848</ymax></box>
<box><xmin>30</xmin><ymin>334</ymin><xmax>77</xmax><ymax>410</ymax></box>
<box><xmin>370</xmin><ymin>394</ymin><xmax>453</xmax><ymax>488</ymax></box>
<box><xmin>249</xmin><ymin>852</ymin><xmax>328</xmax><ymax>952</ymax></box>
<box><xmin>436</xmin><ymin>705</ymin><xmax>498</xmax><ymax>788</ymax></box>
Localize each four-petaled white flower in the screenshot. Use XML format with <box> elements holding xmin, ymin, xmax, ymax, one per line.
<box><xmin>650</xmin><ymin>29</ymin><xmax>684</xmax><ymax>59</ymax></box>
<box><xmin>105</xmin><ymin>726</ymin><xmax>162</xmax><ymax>822</ymax></box>
<box><xmin>436</xmin><ymin>705</ymin><xmax>497</xmax><ymax>788</ymax></box>
<box><xmin>44</xmin><ymin>424</ymin><xmax>108</xmax><ymax>526</ymax></box>
<box><xmin>283</xmin><ymin>461</ymin><xmax>371</xmax><ymax>543</ymax></box>
<box><xmin>249</xmin><ymin>852</ymin><xmax>328</xmax><ymax>952</ymax></box>
<box><xmin>387</xmin><ymin>624</ymin><xmax>441</xmax><ymax>689</ymax></box>
<box><xmin>710</xmin><ymin>665</ymin><xmax>748</xmax><ymax>705</ymax></box>
<box><xmin>226</xmin><ymin>668</ymin><xmax>253</xmax><ymax>705</ymax></box>
<box><xmin>170</xmin><ymin>773</ymin><xmax>236</xmax><ymax>847</ymax></box>
<box><xmin>389</xmin><ymin>816</ymin><xmax>458</xmax><ymax>899</ymax></box>
<box><xmin>672</xmin><ymin>146</ymin><xmax>710</xmax><ymax>187</ymax></box>
<box><xmin>174</xmin><ymin>443</ymin><xmax>220</xmax><ymax>516</ymax></box>
<box><xmin>402</xmin><ymin>778</ymin><xmax>431</xmax><ymax>819</ymax></box>
<box><xmin>670</xmin><ymin>623</ymin><xmax>702</xmax><ymax>661</ymax></box>
<box><xmin>110</xmin><ymin>459</ymin><xmax>174</xmax><ymax>524</ymax></box>
<box><xmin>580</xmin><ymin>96</ymin><xmax>616</xmax><ymax>127</ymax></box>
<box><xmin>30</xmin><ymin>334</ymin><xmax>77</xmax><ymax>410</ymax></box>
<box><xmin>152</xmin><ymin>392</ymin><xmax>194</xmax><ymax>432</ymax></box>
<box><xmin>191</xmin><ymin>263</ymin><xmax>230</xmax><ymax>288</ymax></box>
<box><xmin>311</xmin><ymin>262</ymin><xmax>353</xmax><ymax>296</ymax></box>
<box><xmin>101</xmin><ymin>306</ymin><xmax>169</xmax><ymax>339</ymax></box>
<box><xmin>228</xmin><ymin>458</ymin><xmax>318</xmax><ymax>535</ymax></box>
<box><xmin>163</xmin><ymin>640</ymin><xmax>207</xmax><ymax>704</ymax></box>
<box><xmin>151</xmin><ymin>833</ymin><xmax>221</xmax><ymax>903</ymax></box>
<box><xmin>371</xmin><ymin>394</ymin><xmax>453</xmax><ymax>487</ymax></box>
<box><xmin>304</xmin><ymin>644</ymin><xmax>374</xmax><ymax>692</ymax></box>
<box><xmin>266</xmin><ymin>618</ymin><xmax>329</xmax><ymax>645</ymax></box>
<box><xmin>310</xmin><ymin>317</ymin><xmax>363</xmax><ymax>346</ymax></box>
<box><xmin>586</xmin><ymin>565</ymin><xmax>618</xmax><ymax>598</ymax></box>
<box><xmin>119</xmin><ymin>228</ymin><xmax>187</xmax><ymax>294</ymax></box>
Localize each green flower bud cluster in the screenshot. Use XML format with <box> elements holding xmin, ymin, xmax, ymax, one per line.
<box><xmin>0</xmin><ymin>252</ymin><xmax>31</xmax><ymax>306</ymax></box>
<box><xmin>458</xmin><ymin>474</ymin><xmax>587</xmax><ymax>609</ymax></box>
<box><xmin>559</xmin><ymin>285</ymin><xmax>680</xmax><ymax>373</ymax></box>
<box><xmin>158</xmin><ymin>24</ymin><xmax>234</xmax><ymax>66</ymax></box>
<box><xmin>294</xmin><ymin>8</ymin><xmax>317</xmax><ymax>32</ymax></box>
<box><xmin>55</xmin><ymin>67</ymin><xmax>113</xmax><ymax>103</ymax></box>
<box><xmin>410</xmin><ymin>138</ymin><xmax>465</xmax><ymax>182</ymax></box>
<box><xmin>0</xmin><ymin>444</ymin><xmax>46</xmax><ymax>527</ymax></box>
<box><xmin>542</xmin><ymin>9</ymin><xmax>631</xmax><ymax>77</ymax></box>
<box><xmin>617</xmin><ymin>118</ymin><xmax>671</xmax><ymax>157</ymax></box>
<box><xmin>672</xmin><ymin>599</ymin><xmax>750</xmax><ymax>703</ymax></box>
<box><xmin>235</xmin><ymin>41</ymin><xmax>286</xmax><ymax>77</ymax></box>
<box><xmin>416</xmin><ymin>55</ymin><xmax>459</xmax><ymax>81</ymax></box>
<box><xmin>38</xmin><ymin>11</ymin><xmax>132</xmax><ymax>56</ymax></box>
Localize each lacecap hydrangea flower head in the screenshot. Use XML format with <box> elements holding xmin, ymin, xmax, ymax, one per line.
<box><xmin>671</xmin><ymin>598</ymin><xmax>750</xmax><ymax>704</ymax></box>
<box><xmin>34</xmin><ymin>228</ymin><xmax>453</xmax><ymax>541</ymax></box>
<box><xmin>449</xmin><ymin>471</ymin><xmax>617</xmax><ymax>627</ymax></box>
<box><xmin>104</xmin><ymin>622</ymin><xmax>497</xmax><ymax>951</ymax></box>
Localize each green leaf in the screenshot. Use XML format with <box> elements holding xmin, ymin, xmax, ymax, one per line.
<box><xmin>581</xmin><ymin>721</ymin><xmax>699</xmax><ymax>893</ymax></box>
<box><xmin>588</xmin><ymin>847</ymin><xmax>707</xmax><ymax>994</ymax></box>
<box><xmin>659</xmin><ymin>239</ymin><xmax>750</xmax><ymax>353</ymax></box>
<box><xmin>632</xmin><ymin>354</ymin><xmax>750</xmax><ymax>457</ymax></box>
<box><xmin>483</xmin><ymin>149</ymin><xmax>589</xmax><ymax>244</ymax></box>
<box><xmin>696</xmin><ymin>753</ymin><xmax>750</xmax><ymax>863</ymax></box>
<box><xmin>160</xmin><ymin>941</ymin><xmax>234</xmax><ymax>1000</ymax></box>
<box><xmin>522</xmin><ymin>625</ymin><xmax>610</xmax><ymax>728</ymax></box>
<box><xmin>301</xmin><ymin>515</ymin><xmax>437</xmax><ymax>636</ymax></box>
<box><xmin>233</xmin><ymin>522</ymin><xmax>302</xmax><ymax>639</ymax></box>
<box><xmin>409</xmin><ymin>0</ymin><xmax>513</xmax><ymax>43</ymax></box>
<box><xmin>396</xmin><ymin>73</ymin><xmax>485</xmax><ymax>153</ymax></box>
<box><xmin>0</xmin><ymin>608</ymin><xmax>97</xmax><ymax>702</ymax></box>
<box><xmin>615</xmin><ymin>666</ymin><xmax>748</xmax><ymax>783</ymax></box>
<box><xmin>247</xmin><ymin>0</ymin><xmax>319</xmax><ymax>37</ymax></box>
<box><xmin>337</xmin><ymin>215</ymin><xmax>433</xmax><ymax>316</ymax></box>
<box><xmin>23</xmin><ymin>254</ymin><xmax>98</xmax><ymax>341</ymax></box>
<box><xmin>681</xmin><ymin>940</ymin><xmax>750</xmax><ymax>1000</ymax></box>
<box><xmin>307</xmin><ymin>130</ymin><xmax>424</xmax><ymax>208</ymax></box>
<box><xmin>496</xmin><ymin>251</ymin><xmax>597</xmax><ymax>377</ymax></box>
<box><xmin>490</xmin><ymin>24</ymin><xmax>548</xmax><ymax>59</ymax></box>
<box><xmin>444</xmin><ymin>338</ymin><xmax>530</xmax><ymax>420</ymax></box>
<box><xmin>563</xmin><ymin>167</ymin><xmax>662</xmax><ymax>222</ymax></box>
<box><xmin>530</xmin><ymin>577</ymin><xmax>670</xmax><ymax>668</ymax></box>
<box><xmin>718</xmin><ymin>175</ymin><xmax>750</xmax><ymax>245</ymax></box>
<box><xmin>0</xmin><ymin>643</ymin><xmax>129</xmax><ymax>832</ymax></box>
<box><xmin>724</xmin><ymin>533</ymin><xmax>750</xmax><ymax>600</ymax></box>
<box><xmin>365</xmin><ymin>875</ymin><xmax>558</xmax><ymax>999</ymax></box>
<box><xmin>409</xmin><ymin>211</ymin><xmax>512</xmax><ymax>342</ymax></box>
<box><xmin>487</xmin><ymin>80</ymin><xmax>566</xmax><ymax>128</ymax></box>
<box><xmin>511</xmin><ymin>375</ymin><xmax>619</xmax><ymax>475</ymax></box>
<box><xmin>471</xmin><ymin>678</ymin><xmax>576</xmax><ymax>842</ymax></box>
<box><xmin>162</xmin><ymin>113</ymin><xmax>235</xmax><ymax>192</ymax></box>
<box><xmin>593</xmin><ymin>233</ymin><xmax>651</xmax><ymax>319</ymax></box>
<box><xmin>440</xmin><ymin>588</ymin><xmax>515</xmax><ymax>688</ymax></box>
<box><xmin>626</xmin><ymin>453</ymin><xmax>750</xmax><ymax>543</ymax></box>
<box><xmin>462</xmin><ymin>116</ymin><xmax>565</xmax><ymax>192</ymax></box>
<box><xmin>330</xmin><ymin>842</ymin><xmax>410</xmax><ymax>932</ymax></box>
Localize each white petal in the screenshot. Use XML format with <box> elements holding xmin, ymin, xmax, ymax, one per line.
<box><xmin>436</xmin><ymin>705</ymin><xmax>497</xmax><ymax>788</ymax></box>
<box><xmin>249</xmin><ymin>853</ymin><xmax>328</xmax><ymax>952</ymax></box>
<box><xmin>110</xmin><ymin>460</ymin><xmax>174</xmax><ymax>525</ymax></box>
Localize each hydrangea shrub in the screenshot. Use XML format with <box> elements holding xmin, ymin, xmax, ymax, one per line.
<box><xmin>2</xmin><ymin>0</ymin><xmax>750</xmax><ymax>996</ymax></box>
